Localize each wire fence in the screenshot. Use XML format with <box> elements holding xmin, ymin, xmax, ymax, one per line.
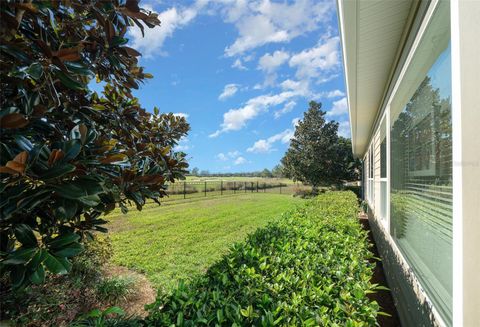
<box><xmin>162</xmin><ymin>180</ymin><xmax>311</xmax><ymax>203</ymax></box>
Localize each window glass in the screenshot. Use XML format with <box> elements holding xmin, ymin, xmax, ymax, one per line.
<box><xmin>380</xmin><ymin>119</ymin><xmax>387</xmax><ymax>179</ymax></box>
<box><xmin>380</xmin><ymin>119</ymin><xmax>387</xmax><ymax>220</ymax></box>
<box><xmin>390</xmin><ymin>2</ymin><xmax>452</xmax><ymax>324</ymax></box>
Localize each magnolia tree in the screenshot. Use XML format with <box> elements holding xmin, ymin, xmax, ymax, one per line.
<box><xmin>0</xmin><ymin>0</ymin><xmax>189</xmax><ymax>289</ymax></box>
<box><xmin>281</xmin><ymin>101</ymin><xmax>360</xmax><ymax>190</ymax></box>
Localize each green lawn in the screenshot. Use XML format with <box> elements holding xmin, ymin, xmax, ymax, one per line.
<box><xmin>106</xmin><ymin>194</ymin><xmax>304</xmax><ymax>291</ymax></box>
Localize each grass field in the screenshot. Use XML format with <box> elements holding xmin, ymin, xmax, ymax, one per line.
<box><xmin>107</xmin><ymin>193</ymin><xmax>304</xmax><ymax>291</ymax></box>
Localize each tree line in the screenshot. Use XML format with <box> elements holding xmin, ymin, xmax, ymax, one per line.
<box><xmin>189</xmin><ymin>166</ymin><xmax>285</xmax><ymax>178</ymax></box>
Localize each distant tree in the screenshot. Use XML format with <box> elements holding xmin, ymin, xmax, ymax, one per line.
<box><xmin>281</xmin><ymin>101</ymin><xmax>358</xmax><ymax>190</ymax></box>
<box><xmin>334</xmin><ymin>137</ymin><xmax>361</xmax><ymax>182</ymax></box>
<box><xmin>200</xmin><ymin>170</ymin><xmax>210</xmax><ymax>176</ymax></box>
<box><xmin>0</xmin><ymin>0</ymin><xmax>189</xmax><ymax>289</ymax></box>
<box><xmin>260</xmin><ymin>168</ymin><xmax>273</xmax><ymax>178</ymax></box>
<box><xmin>191</xmin><ymin>167</ymin><xmax>199</xmax><ymax>176</ymax></box>
<box><xmin>271</xmin><ymin>164</ymin><xmax>285</xmax><ymax>178</ymax></box>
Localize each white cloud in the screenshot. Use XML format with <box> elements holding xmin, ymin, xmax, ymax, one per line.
<box><xmin>234</xmin><ymin>156</ymin><xmax>247</xmax><ymax>165</ymax></box>
<box><xmin>128</xmin><ymin>4</ymin><xmax>204</xmax><ymax>58</ymax></box>
<box><xmin>289</xmin><ymin>36</ymin><xmax>340</xmax><ymax>79</ymax></box>
<box><xmin>227</xmin><ymin>150</ymin><xmax>241</xmax><ymax>158</ymax></box>
<box><xmin>292</xmin><ymin>117</ymin><xmax>301</xmax><ymax>127</ymax></box>
<box><xmin>247</xmin><ymin>120</ymin><xmax>297</xmax><ymax>153</ymax></box>
<box><xmin>209</xmin><ymin>88</ymin><xmax>305</xmax><ymax>137</ymax></box>
<box><xmin>216</xmin><ymin>150</ymin><xmax>241</xmax><ymax>161</ymax></box>
<box><xmin>325</xmin><ymin>89</ymin><xmax>345</xmax><ymax>98</ymax></box>
<box><xmin>173</xmin><ymin>112</ymin><xmax>189</xmax><ymax>119</ymax></box>
<box><xmin>274</xmin><ymin>101</ymin><xmax>296</xmax><ymax>119</ymax></box>
<box><xmin>216</xmin><ymin>153</ymin><xmax>228</xmax><ymax>161</ymax></box>
<box><xmin>280</xmin><ymin>79</ymin><xmax>310</xmax><ymax>95</ymax></box>
<box><xmin>174</xmin><ymin>136</ymin><xmax>191</xmax><ymax>151</ymax></box>
<box><xmin>326</xmin><ymin>97</ymin><xmax>348</xmax><ymax>117</ymax></box>
<box><xmin>338</xmin><ymin>120</ymin><xmax>351</xmax><ymax>138</ymax></box>
<box><xmin>222</xmin><ymin>0</ymin><xmax>334</xmax><ymax>56</ymax></box>
<box><xmin>232</xmin><ymin>58</ymin><xmax>247</xmax><ymax>70</ymax></box>
<box><xmin>258</xmin><ymin>50</ymin><xmax>289</xmax><ymax>73</ymax></box>
<box><xmin>219</xmin><ymin>84</ymin><xmax>239</xmax><ymax>100</ymax></box>
<box><xmin>255</xmin><ymin>50</ymin><xmax>290</xmax><ymax>88</ymax></box>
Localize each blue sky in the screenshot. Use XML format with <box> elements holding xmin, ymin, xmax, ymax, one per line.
<box><xmin>125</xmin><ymin>0</ymin><xmax>349</xmax><ymax>173</ymax></box>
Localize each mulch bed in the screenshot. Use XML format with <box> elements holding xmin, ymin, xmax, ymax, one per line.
<box><xmin>359</xmin><ymin>213</ymin><xmax>402</xmax><ymax>327</ymax></box>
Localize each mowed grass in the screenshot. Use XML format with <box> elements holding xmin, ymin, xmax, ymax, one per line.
<box><xmin>106</xmin><ymin>194</ymin><xmax>304</xmax><ymax>291</ymax></box>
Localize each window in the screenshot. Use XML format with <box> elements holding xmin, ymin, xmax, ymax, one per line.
<box><xmin>379</xmin><ymin>118</ymin><xmax>387</xmax><ymax>221</ymax></box>
<box><xmin>368</xmin><ymin>145</ymin><xmax>374</xmax><ymax>205</ymax></box>
<box><xmin>390</xmin><ymin>2</ymin><xmax>452</xmax><ymax>324</ymax></box>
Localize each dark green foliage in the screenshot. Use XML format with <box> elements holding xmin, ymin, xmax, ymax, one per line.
<box><xmin>260</xmin><ymin>168</ymin><xmax>273</xmax><ymax>178</ymax></box>
<box><xmin>292</xmin><ymin>188</ymin><xmax>325</xmax><ymax>199</ymax></box>
<box><xmin>271</xmin><ymin>164</ymin><xmax>286</xmax><ymax>178</ymax></box>
<box><xmin>72</xmin><ymin>306</ymin><xmax>130</xmax><ymax>327</ymax></box>
<box><xmin>145</xmin><ymin>192</ymin><xmax>382</xmax><ymax>326</ymax></box>
<box><xmin>1</xmin><ymin>235</ymin><xmax>114</xmax><ymax>326</ymax></box>
<box><xmin>0</xmin><ymin>0</ymin><xmax>189</xmax><ymax>289</ymax></box>
<box><xmin>282</xmin><ymin>101</ymin><xmax>361</xmax><ymax>189</ymax></box>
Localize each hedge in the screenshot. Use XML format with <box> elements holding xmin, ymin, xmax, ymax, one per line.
<box><xmin>145</xmin><ymin>191</ymin><xmax>382</xmax><ymax>326</ymax></box>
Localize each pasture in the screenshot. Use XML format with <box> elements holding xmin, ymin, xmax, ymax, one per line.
<box><xmin>106</xmin><ymin>193</ymin><xmax>304</xmax><ymax>291</ymax></box>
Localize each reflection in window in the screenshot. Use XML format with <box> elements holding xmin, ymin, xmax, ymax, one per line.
<box><xmin>380</xmin><ymin>119</ymin><xmax>387</xmax><ymax>220</ymax></box>
<box><xmin>390</xmin><ymin>2</ymin><xmax>452</xmax><ymax>325</ymax></box>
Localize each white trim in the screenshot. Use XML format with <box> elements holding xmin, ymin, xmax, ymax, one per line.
<box><xmin>337</xmin><ymin>0</ymin><xmax>357</xmax><ymax>154</ymax></box>
<box><xmin>450</xmin><ymin>1</ymin><xmax>463</xmax><ymax>326</ymax></box>
<box><xmin>386</xmin><ymin>105</ymin><xmax>391</xmax><ymax>233</ymax></box>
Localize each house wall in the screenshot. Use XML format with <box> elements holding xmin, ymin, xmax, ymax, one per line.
<box><xmin>362</xmin><ymin>1</ymin><xmax>453</xmax><ymax>326</ymax></box>
<box><xmin>367</xmin><ymin>209</ymin><xmax>441</xmax><ymax>327</ymax></box>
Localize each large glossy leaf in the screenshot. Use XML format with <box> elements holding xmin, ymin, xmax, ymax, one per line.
<box><xmin>43</xmin><ymin>252</ymin><xmax>69</xmax><ymax>274</ymax></box>
<box><xmin>0</xmin><ymin>113</ymin><xmax>29</xmax><ymax>129</ymax></box>
<box><xmin>40</xmin><ymin>163</ymin><xmax>76</xmax><ymax>180</ymax></box>
<box><xmin>54</xmin><ymin>199</ymin><xmax>78</xmax><ymax>220</ymax></box>
<box><xmin>0</xmin><ymin>45</ymin><xmax>31</xmax><ymax>63</ymax></box>
<box><xmin>2</xmin><ymin>247</ymin><xmax>37</xmax><ymax>265</ymax></box>
<box><xmin>62</xmin><ymin>140</ymin><xmax>82</xmax><ymax>161</ymax></box>
<box><xmin>14</xmin><ymin>224</ymin><xmax>37</xmax><ymax>247</ymax></box>
<box><xmin>47</xmin><ymin>233</ymin><xmax>80</xmax><ymax>249</ymax></box>
<box><xmin>27</xmin><ymin>62</ymin><xmax>43</xmax><ymax>80</ymax></box>
<box><xmin>29</xmin><ymin>249</ymin><xmax>47</xmax><ymax>268</ymax></box>
<box><xmin>77</xmin><ymin>194</ymin><xmax>101</xmax><ymax>206</ymax></box>
<box><xmin>55</xmin><ymin>71</ymin><xmax>85</xmax><ymax>91</ymax></box>
<box><xmin>53</xmin><ymin>184</ymin><xmax>85</xmax><ymax>199</ymax></box>
<box><xmin>53</xmin><ymin>243</ymin><xmax>83</xmax><ymax>257</ymax></box>
<box><xmin>29</xmin><ymin>265</ymin><xmax>45</xmax><ymax>284</ymax></box>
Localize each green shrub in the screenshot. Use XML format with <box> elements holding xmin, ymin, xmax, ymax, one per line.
<box><xmin>0</xmin><ymin>235</ymin><xmax>113</xmax><ymax>326</ymax></box>
<box><xmin>292</xmin><ymin>188</ymin><xmax>323</xmax><ymax>198</ymax></box>
<box><xmin>145</xmin><ymin>191</ymin><xmax>382</xmax><ymax>326</ymax></box>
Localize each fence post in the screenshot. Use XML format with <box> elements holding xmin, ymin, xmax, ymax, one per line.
<box><xmin>251</xmin><ymin>182</ymin><xmax>254</xmax><ymax>193</ymax></box>
<box><xmin>234</xmin><ymin>181</ymin><xmax>236</xmax><ymax>194</ymax></box>
<box><xmin>279</xmin><ymin>183</ymin><xmax>282</xmax><ymax>194</ymax></box>
<box><xmin>264</xmin><ymin>183</ymin><xmax>266</xmax><ymax>193</ymax></box>
<box><xmin>256</xmin><ymin>181</ymin><xmax>258</xmax><ymax>193</ymax></box>
<box><xmin>221</xmin><ymin>181</ymin><xmax>223</xmax><ymax>195</ymax></box>
<box><xmin>204</xmin><ymin>181</ymin><xmax>207</xmax><ymax>197</ymax></box>
<box><xmin>245</xmin><ymin>182</ymin><xmax>247</xmax><ymax>193</ymax></box>
<box><xmin>183</xmin><ymin>181</ymin><xmax>186</xmax><ymax>199</ymax></box>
